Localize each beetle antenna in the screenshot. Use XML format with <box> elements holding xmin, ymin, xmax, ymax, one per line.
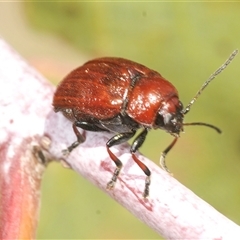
<box><xmin>182</xmin><ymin>49</ymin><xmax>238</xmax><ymax>115</ymax></box>
<box><xmin>183</xmin><ymin>122</ymin><xmax>222</xmax><ymax>134</ymax></box>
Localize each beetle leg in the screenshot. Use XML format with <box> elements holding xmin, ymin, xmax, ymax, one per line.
<box><xmin>160</xmin><ymin>137</ymin><xmax>178</xmax><ymax>173</ymax></box>
<box><xmin>106</xmin><ymin>131</ymin><xmax>136</xmax><ymax>190</ymax></box>
<box><xmin>65</xmin><ymin>121</ymin><xmax>107</xmax><ymax>154</ymax></box>
<box><xmin>130</xmin><ymin>128</ymin><xmax>151</xmax><ymax>198</ymax></box>
<box><xmin>64</xmin><ymin>122</ymin><xmax>86</xmax><ymax>154</ymax></box>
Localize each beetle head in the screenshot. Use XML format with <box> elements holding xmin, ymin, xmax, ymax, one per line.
<box><xmin>155</xmin><ymin>97</ymin><xmax>184</xmax><ymax>136</ymax></box>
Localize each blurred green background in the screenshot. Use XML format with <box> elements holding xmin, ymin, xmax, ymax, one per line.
<box><xmin>1</xmin><ymin>2</ymin><xmax>240</xmax><ymax>239</ymax></box>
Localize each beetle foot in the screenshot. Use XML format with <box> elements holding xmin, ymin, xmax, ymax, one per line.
<box><xmin>62</xmin><ymin>148</ymin><xmax>70</xmax><ymax>156</ymax></box>
<box><xmin>143</xmin><ymin>176</ymin><xmax>151</xmax><ymax>198</ymax></box>
<box><xmin>106</xmin><ymin>180</ymin><xmax>115</xmax><ymax>190</ymax></box>
<box><xmin>160</xmin><ymin>154</ymin><xmax>171</xmax><ymax>174</ymax></box>
<box><xmin>106</xmin><ymin>167</ymin><xmax>121</xmax><ymax>190</ymax></box>
<box><xmin>62</xmin><ymin>140</ymin><xmax>81</xmax><ymax>156</ymax></box>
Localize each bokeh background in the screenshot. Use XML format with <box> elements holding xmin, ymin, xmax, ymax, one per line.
<box><xmin>1</xmin><ymin>2</ymin><xmax>240</xmax><ymax>239</ymax></box>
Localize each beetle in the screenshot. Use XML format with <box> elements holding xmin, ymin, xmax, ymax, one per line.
<box><xmin>53</xmin><ymin>50</ymin><xmax>238</xmax><ymax>197</ymax></box>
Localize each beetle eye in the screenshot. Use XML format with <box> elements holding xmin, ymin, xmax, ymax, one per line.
<box><xmin>154</xmin><ymin>112</ymin><xmax>175</xmax><ymax>129</ymax></box>
<box><xmin>154</xmin><ymin>113</ymin><xmax>164</xmax><ymax>127</ymax></box>
<box><xmin>155</xmin><ymin>104</ymin><xmax>184</xmax><ymax>134</ymax></box>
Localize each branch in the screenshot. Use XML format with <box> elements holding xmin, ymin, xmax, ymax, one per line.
<box><xmin>0</xmin><ymin>39</ymin><xmax>52</xmax><ymax>239</ymax></box>
<box><xmin>0</xmin><ymin>38</ymin><xmax>240</xmax><ymax>239</ymax></box>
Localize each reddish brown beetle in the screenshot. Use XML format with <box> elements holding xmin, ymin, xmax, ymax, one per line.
<box><xmin>53</xmin><ymin>50</ymin><xmax>238</xmax><ymax>197</ymax></box>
